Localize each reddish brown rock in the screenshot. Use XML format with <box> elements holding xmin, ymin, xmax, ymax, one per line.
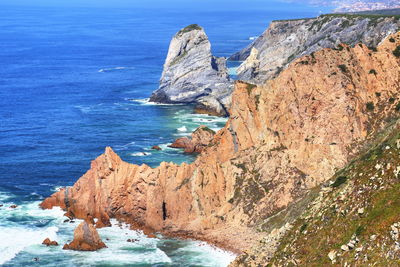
<box><xmin>169</xmin><ymin>136</ymin><xmax>191</xmax><ymax>149</ymax></box>
<box><xmin>63</xmin><ymin>221</ymin><xmax>107</xmax><ymax>251</ymax></box>
<box><xmin>42</xmin><ymin>238</ymin><xmax>58</xmax><ymax>246</ymax></box>
<box><xmin>9</xmin><ymin>205</ymin><xmax>17</xmax><ymax>209</ymax></box>
<box><xmin>41</xmin><ymin>33</ymin><xmax>400</xmax><ymax>254</ymax></box>
<box><xmin>151</xmin><ymin>145</ymin><xmax>162</xmax><ymax>151</ymax></box>
<box><xmin>169</xmin><ymin>125</ymin><xmax>215</xmax><ymax>153</ymax></box>
<box><xmin>95</xmin><ymin>212</ymin><xmax>111</xmax><ymax>228</ymax></box>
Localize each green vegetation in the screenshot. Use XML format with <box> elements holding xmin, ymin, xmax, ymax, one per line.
<box><xmin>245</xmin><ymin>83</ymin><xmax>257</xmax><ymax>95</ymax></box>
<box><xmin>393</xmin><ymin>45</ymin><xmax>400</xmax><ymax>58</ymax></box>
<box><xmin>396</xmin><ymin>103</ymin><xmax>400</xmax><ymax>111</ymax></box>
<box><xmin>366</xmin><ymin>102</ymin><xmax>375</xmax><ymax>111</ymax></box>
<box><xmin>169</xmin><ymin>51</ymin><xmax>188</xmax><ymax>66</ymax></box>
<box><xmin>338</xmin><ymin>64</ymin><xmax>348</xmax><ymax>73</ymax></box>
<box><xmin>177</xmin><ymin>24</ymin><xmax>202</xmax><ymax>35</ymax></box>
<box><xmin>200</xmin><ymin>126</ymin><xmax>216</xmax><ymax>135</ymax></box>
<box><xmin>269</xmin><ymin>124</ymin><xmax>400</xmax><ymax>266</ymax></box>
<box><xmin>334</xmin><ymin>44</ymin><xmax>345</xmax><ymax>51</ymax></box>
<box><xmin>331</xmin><ymin>176</ymin><xmax>347</xmax><ymax>188</ymax></box>
<box><xmin>255</xmin><ymin>95</ymin><xmax>261</xmax><ymax>110</ymax></box>
<box><xmin>369</xmin><ymin>69</ymin><xmax>377</xmax><ymax>75</ymax></box>
<box><xmin>389</xmin><ymin>37</ymin><xmax>396</xmax><ymax>43</ymax></box>
<box><xmin>375</xmin><ymin>92</ymin><xmax>381</xmax><ymax>97</ymax></box>
<box><xmin>389</xmin><ymin>97</ymin><xmax>396</xmax><ymax>104</ymax></box>
<box><xmin>300</xmin><ymin>223</ymin><xmax>308</xmax><ymax>233</ymax></box>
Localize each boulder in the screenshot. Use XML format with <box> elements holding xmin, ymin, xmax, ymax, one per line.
<box><xmin>151</xmin><ymin>145</ymin><xmax>162</xmax><ymax>151</ymax></box>
<box><xmin>42</xmin><ymin>238</ymin><xmax>58</xmax><ymax>246</ymax></box>
<box><xmin>169</xmin><ymin>126</ymin><xmax>215</xmax><ymax>153</ymax></box>
<box><xmin>63</xmin><ymin>221</ymin><xmax>107</xmax><ymax>251</ymax></box>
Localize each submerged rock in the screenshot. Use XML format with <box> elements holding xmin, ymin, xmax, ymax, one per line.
<box><xmin>42</xmin><ymin>238</ymin><xmax>58</xmax><ymax>246</ymax></box>
<box><xmin>63</xmin><ymin>221</ymin><xmax>107</xmax><ymax>251</ymax></box>
<box><xmin>151</xmin><ymin>145</ymin><xmax>162</xmax><ymax>151</ymax></box>
<box><xmin>150</xmin><ymin>24</ymin><xmax>233</xmax><ymax>116</ymax></box>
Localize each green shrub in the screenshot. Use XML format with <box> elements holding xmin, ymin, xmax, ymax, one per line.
<box><xmin>335</xmin><ymin>44</ymin><xmax>344</xmax><ymax>51</ymax></box>
<box><xmin>389</xmin><ymin>37</ymin><xmax>396</xmax><ymax>43</ymax></box>
<box><xmin>355</xmin><ymin>225</ymin><xmax>365</xmax><ymax>236</ymax></box>
<box><xmin>338</xmin><ymin>64</ymin><xmax>348</xmax><ymax>73</ymax></box>
<box><xmin>366</xmin><ymin>102</ymin><xmax>375</xmax><ymax>111</ymax></box>
<box><xmin>396</xmin><ymin>103</ymin><xmax>400</xmax><ymax>111</ymax></box>
<box><xmin>375</xmin><ymin>92</ymin><xmax>381</xmax><ymax>97</ymax></box>
<box><xmin>177</xmin><ymin>24</ymin><xmax>202</xmax><ymax>35</ymax></box>
<box><xmin>369</xmin><ymin>69</ymin><xmax>377</xmax><ymax>75</ymax></box>
<box><xmin>331</xmin><ymin>176</ymin><xmax>347</xmax><ymax>188</ymax></box>
<box><xmin>393</xmin><ymin>45</ymin><xmax>400</xmax><ymax>58</ymax></box>
<box><xmin>300</xmin><ymin>223</ymin><xmax>308</xmax><ymax>233</ymax></box>
<box><xmin>368</xmin><ymin>46</ymin><xmax>378</xmax><ymax>52</ymax></box>
<box><xmin>389</xmin><ymin>97</ymin><xmax>396</xmax><ymax>103</ymax></box>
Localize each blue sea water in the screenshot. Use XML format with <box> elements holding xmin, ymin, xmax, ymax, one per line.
<box><xmin>0</xmin><ymin>4</ymin><xmax>323</xmax><ymax>266</ymax></box>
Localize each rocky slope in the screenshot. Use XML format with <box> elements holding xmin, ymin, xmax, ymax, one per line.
<box><xmin>149</xmin><ymin>24</ymin><xmax>233</xmax><ymax>116</ymax></box>
<box><xmin>231</xmin><ymin>116</ymin><xmax>400</xmax><ymax>266</ymax></box>
<box><xmin>231</xmin><ymin>14</ymin><xmax>400</xmax><ymax>84</ymax></box>
<box><xmin>41</xmin><ymin>32</ymin><xmax>400</xmax><ymax>260</ymax></box>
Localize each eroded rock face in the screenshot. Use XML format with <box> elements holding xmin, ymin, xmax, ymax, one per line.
<box><xmin>149</xmin><ymin>24</ymin><xmax>233</xmax><ymax>116</ymax></box>
<box><xmin>63</xmin><ymin>221</ymin><xmax>106</xmax><ymax>251</ymax></box>
<box><xmin>169</xmin><ymin>125</ymin><xmax>216</xmax><ymax>153</ymax></box>
<box><xmin>41</xmin><ymin>33</ymin><xmax>400</xmax><ymax>253</ymax></box>
<box><xmin>231</xmin><ymin>14</ymin><xmax>400</xmax><ymax>84</ymax></box>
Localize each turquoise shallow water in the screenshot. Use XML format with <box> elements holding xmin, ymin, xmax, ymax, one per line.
<box><xmin>0</xmin><ymin>4</ymin><xmax>322</xmax><ymax>266</ymax></box>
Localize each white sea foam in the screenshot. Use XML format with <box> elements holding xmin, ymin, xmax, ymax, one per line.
<box><xmin>0</xmin><ymin>225</ymin><xmax>59</xmax><ymax>265</ymax></box>
<box><xmin>129</xmin><ymin>98</ymin><xmax>184</xmax><ymax>106</ymax></box>
<box><xmin>176</xmin><ymin>241</ymin><xmax>237</xmax><ymax>267</ymax></box>
<box><xmin>177</xmin><ymin>126</ymin><xmax>187</xmax><ymax>132</ymax></box>
<box><xmin>0</xmin><ymin>192</ymin><xmax>234</xmax><ymax>266</ymax></box>
<box><xmin>249</xmin><ymin>36</ymin><xmax>258</xmax><ymax>40</ymax></box>
<box><xmin>98</xmin><ymin>66</ymin><xmax>134</xmax><ymax>73</ymax></box>
<box><xmin>130</xmin><ymin>152</ymin><xmax>151</xmax><ymax>157</ymax></box>
<box><xmin>52</xmin><ymin>186</ymin><xmax>63</xmax><ymax>192</ymax></box>
<box><xmin>114</xmin><ymin>141</ymin><xmax>136</xmax><ymax>151</ymax></box>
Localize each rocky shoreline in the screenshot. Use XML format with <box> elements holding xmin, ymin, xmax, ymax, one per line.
<box><xmin>40</xmin><ymin>31</ymin><xmax>400</xmax><ymax>265</ymax></box>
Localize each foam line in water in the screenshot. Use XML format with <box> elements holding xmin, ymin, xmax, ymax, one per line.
<box><xmin>130</xmin><ymin>152</ymin><xmax>152</xmax><ymax>157</ymax></box>
<box><xmin>98</xmin><ymin>66</ymin><xmax>135</xmax><ymax>73</ymax></box>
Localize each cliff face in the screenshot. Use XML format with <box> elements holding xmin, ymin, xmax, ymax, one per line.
<box><xmin>149</xmin><ymin>24</ymin><xmax>233</xmax><ymax>116</ymax></box>
<box><xmin>232</xmin><ymin>117</ymin><xmax>400</xmax><ymax>266</ymax></box>
<box><xmin>231</xmin><ymin>14</ymin><xmax>400</xmax><ymax>84</ymax></box>
<box><xmin>41</xmin><ymin>33</ymin><xmax>400</xmax><ymax>255</ymax></box>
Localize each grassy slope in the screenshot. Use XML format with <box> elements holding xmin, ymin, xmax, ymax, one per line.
<box><xmin>269</xmin><ymin>121</ymin><xmax>400</xmax><ymax>266</ymax></box>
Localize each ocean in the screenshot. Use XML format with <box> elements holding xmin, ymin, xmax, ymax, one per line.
<box><xmin>0</xmin><ymin>4</ymin><xmax>322</xmax><ymax>266</ymax></box>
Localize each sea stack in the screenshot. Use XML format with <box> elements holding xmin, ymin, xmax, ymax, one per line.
<box><xmin>63</xmin><ymin>221</ymin><xmax>107</xmax><ymax>251</ymax></box>
<box><xmin>149</xmin><ymin>24</ymin><xmax>233</xmax><ymax>116</ymax></box>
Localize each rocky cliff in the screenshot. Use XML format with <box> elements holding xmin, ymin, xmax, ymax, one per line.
<box><xmin>41</xmin><ymin>32</ymin><xmax>400</xmax><ymax>261</ymax></box>
<box><xmin>231</xmin><ymin>14</ymin><xmax>400</xmax><ymax>84</ymax></box>
<box><xmin>232</xmin><ymin>113</ymin><xmax>400</xmax><ymax>266</ymax></box>
<box><xmin>149</xmin><ymin>24</ymin><xmax>233</xmax><ymax>116</ymax></box>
